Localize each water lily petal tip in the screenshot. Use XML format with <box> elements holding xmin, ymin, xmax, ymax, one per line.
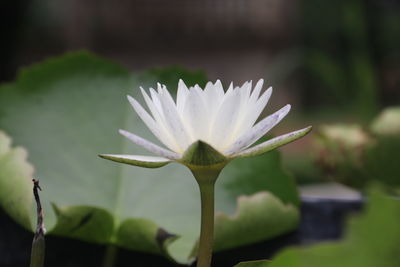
<box><xmin>127</xmin><ymin>95</ymin><xmax>135</xmax><ymax>103</ymax></box>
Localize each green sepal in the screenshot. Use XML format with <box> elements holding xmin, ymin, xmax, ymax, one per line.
<box><xmin>98</xmin><ymin>154</ymin><xmax>172</xmax><ymax>169</ymax></box>
<box><xmin>235</xmin><ymin>126</ymin><xmax>312</xmax><ymax>158</ymax></box>
<box><xmin>181</xmin><ymin>141</ymin><xmax>227</xmax><ymax>167</ymax></box>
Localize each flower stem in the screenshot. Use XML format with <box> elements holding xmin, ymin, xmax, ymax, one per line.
<box><xmin>197</xmin><ymin>181</ymin><xmax>215</xmax><ymax>267</ymax></box>
<box><xmin>191</xmin><ymin>167</ymin><xmax>222</xmax><ymax>267</ymax></box>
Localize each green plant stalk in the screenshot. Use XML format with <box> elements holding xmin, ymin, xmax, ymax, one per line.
<box><xmin>197</xmin><ymin>181</ymin><xmax>215</xmax><ymax>267</ymax></box>
<box><xmin>191</xmin><ymin>166</ymin><xmax>222</xmax><ymax>267</ymax></box>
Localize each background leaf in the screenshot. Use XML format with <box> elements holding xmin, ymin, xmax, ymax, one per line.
<box><xmin>364</xmin><ymin>136</ymin><xmax>400</xmax><ymax>188</ymax></box>
<box><xmin>0</xmin><ymin>52</ymin><xmax>300</xmax><ymax>263</ymax></box>
<box><xmin>0</xmin><ymin>131</ymin><xmax>34</xmax><ymax>229</ymax></box>
<box><xmin>262</xmin><ymin>188</ymin><xmax>400</xmax><ymax>267</ymax></box>
<box><xmin>213</xmin><ymin>192</ymin><xmax>298</xmax><ymax>252</ymax></box>
<box><xmin>234</xmin><ymin>260</ymin><xmax>270</xmax><ymax>267</ymax></box>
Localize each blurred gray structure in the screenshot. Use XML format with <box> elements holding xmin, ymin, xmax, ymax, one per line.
<box><xmin>2</xmin><ymin>0</ymin><xmax>399</xmax><ymax>112</ymax></box>
<box><xmin>5</xmin><ymin>0</ymin><xmax>300</xmax><ymax>109</ymax></box>
<box><xmin>54</xmin><ymin>0</ymin><xmax>296</xmax><ymax>47</ymax></box>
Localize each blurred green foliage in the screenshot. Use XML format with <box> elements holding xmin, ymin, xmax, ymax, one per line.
<box><xmin>314</xmin><ymin>106</ymin><xmax>400</xmax><ymax>190</ymax></box>
<box><xmin>235</xmin><ymin>260</ymin><xmax>270</xmax><ymax>267</ymax></box>
<box><xmin>237</xmin><ymin>187</ymin><xmax>400</xmax><ymax>267</ymax></box>
<box><xmin>301</xmin><ymin>0</ymin><xmax>400</xmax><ymax>119</ymax></box>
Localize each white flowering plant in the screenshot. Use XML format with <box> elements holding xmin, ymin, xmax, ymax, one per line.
<box><xmin>100</xmin><ymin>79</ymin><xmax>311</xmax><ymax>267</ymax></box>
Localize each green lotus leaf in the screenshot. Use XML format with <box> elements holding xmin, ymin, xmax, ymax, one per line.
<box><xmin>0</xmin><ymin>130</ymin><xmax>34</xmax><ymax>229</ymax></box>
<box><xmin>213</xmin><ymin>192</ymin><xmax>298</xmax><ymax>252</ymax></box>
<box><xmin>0</xmin><ymin>52</ymin><xmax>300</xmax><ymax>263</ymax></box>
<box><xmin>234</xmin><ymin>260</ymin><xmax>270</xmax><ymax>267</ymax></box>
<box><xmin>261</xmin><ymin>187</ymin><xmax>400</xmax><ymax>267</ymax></box>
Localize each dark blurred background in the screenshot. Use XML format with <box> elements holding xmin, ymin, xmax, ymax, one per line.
<box><xmin>1</xmin><ymin>0</ymin><xmax>399</xmax><ymax>116</ymax></box>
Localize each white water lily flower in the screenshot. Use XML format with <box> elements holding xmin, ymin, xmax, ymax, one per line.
<box><xmin>100</xmin><ymin>79</ymin><xmax>311</xmax><ymax>168</ymax></box>
<box><xmin>100</xmin><ymin>79</ymin><xmax>311</xmax><ymax>267</ymax></box>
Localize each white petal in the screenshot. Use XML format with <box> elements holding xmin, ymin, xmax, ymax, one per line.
<box><xmin>157</xmin><ymin>86</ymin><xmax>191</xmax><ymax>151</ymax></box>
<box><xmin>233</xmin><ymin>126</ymin><xmax>312</xmax><ymax>158</ymax></box>
<box><xmin>141</xmin><ymin>87</ymin><xmax>167</xmax><ymax>126</ymax></box>
<box><xmin>226</xmin><ymin>104</ymin><xmax>291</xmax><ymax>154</ymax></box>
<box><xmin>160</xmin><ymin>83</ymin><xmax>176</xmax><ymax>105</ymax></box>
<box><xmin>209</xmin><ymin>88</ymin><xmax>242</xmax><ymax>150</ymax></box>
<box><xmin>242</xmin><ymin>80</ymin><xmax>252</xmax><ymax>100</ymax></box>
<box><xmin>139</xmin><ymin>88</ymin><xmax>181</xmax><ymax>152</ymax></box>
<box><xmin>157</xmin><ymin>82</ymin><xmax>163</xmax><ymax>94</ymax></box>
<box><xmin>148</xmin><ymin>87</ymin><xmax>188</xmax><ymax>152</ymax></box>
<box><xmin>214</xmin><ymin>80</ymin><xmax>225</xmax><ymax>97</ymax></box>
<box><xmin>203</xmin><ymin>81</ymin><xmax>214</xmax><ymax>95</ymax></box>
<box><xmin>224</xmin><ymin>83</ymin><xmax>272</xmax><ymax>145</ymax></box>
<box><xmin>203</xmin><ymin>81</ymin><xmax>223</xmax><ymax>117</ymax></box>
<box><xmin>149</xmin><ymin>88</ymin><xmax>164</xmax><ymax>116</ymax></box>
<box><xmin>99</xmin><ymin>154</ymin><xmax>172</xmax><ymax>168</ymax></box>
<box><xmin>182</xmin><ymin>86</ymin><xmax>208</xmax><ymax>141</ymax></box>
<box><xmin>119</xmin><ymin>129</ymin><xmax>180</xmax><ymax>159</ymax></box>
<box><xmin>224</xmin><ymin>81</ymin><xmax>253</xmax><ymax>140</ymax></box>
<box><xmin>140</xmin><ymin>87</ymin><xmax>160</xmax><ymax>118</ymax></box>
<box><xmin>249</xmin><ymin>79</ymin><xmax>264</xmax><ymax>103</ymax></box>
<box><xmin>254</xmin><ymin>86</ymin><xmax>273</xmax><ymax>113</ymax></box>
<box><xmin>127</xmin><ymin>95</ymin><xmax>177</xmax><ymax>151</ymax></box>
<box><xmin>177</xmin><ymin>79</ymin><xmax>189</xmax><ymax>113</ymax></box>
<box><xmin>225</xmin><ymin>81</ymin><xmax>233</xmax><ymax>94</ymax></box>
<box><xmin>235</xmin><ymin>87</ymin><xmax>273</xmax><ymax>137</ymax></box>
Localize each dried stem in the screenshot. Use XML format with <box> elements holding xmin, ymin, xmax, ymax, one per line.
<box><xmin>30</xmin><ymin>179</ymin><xmax>45</xmax><ymax>267</ymax></box>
